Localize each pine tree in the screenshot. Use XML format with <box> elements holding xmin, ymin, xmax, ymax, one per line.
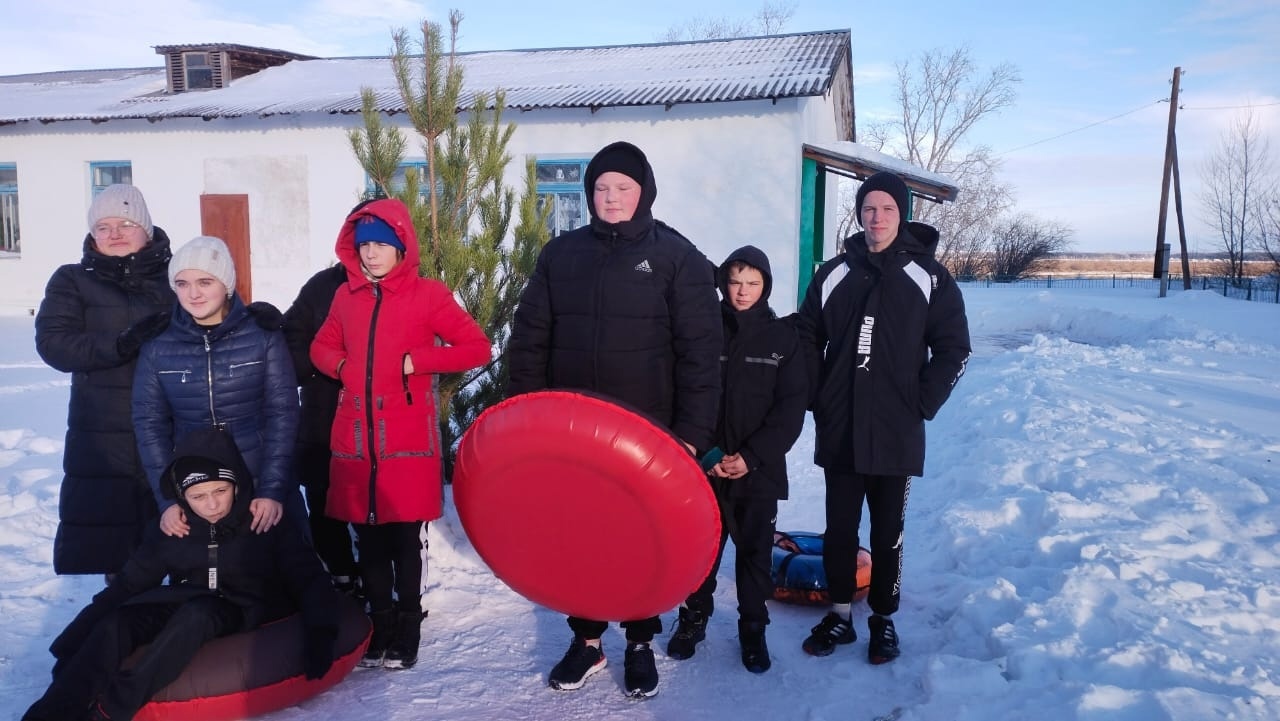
<box><xmin>348</xmin><ymin>11</ymin><xmax>550</xmax><ymax>478</ymax></box>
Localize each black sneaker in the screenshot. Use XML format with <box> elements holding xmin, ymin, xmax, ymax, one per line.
<box><xmin>359</xmin><ymin>610</ymin><xmax>395</xmax><ymax>668</ymax></box>
<box><xmin>738</xmin><ymin>621</ymin><xmax>771</xmax><ymax>673</ymax></box>
<box><xmin>623</xmin><ymin>642</ymin><xmax>659</xmax><ymax>698</ymax></box>
<box><xmin>665</xmin><ymin>607</ymin><xmax>708</xmax><ymax>660</ymax></box>
<box><xmin>384</xmin><ymin>609</ymin><xmax>425</xmax><ymax>670</ymax></box>
<box><xmin>548</xmin><ymin>637</ymin><xmax>606</xmax><ymax>690</ymax></box>
<box><xmin>801</xmin><ymin>612</ymin><xmax>855</xmax><ymax>656</ymax></box>
<box><xmin>867</xmin><ymin>615</ymin><xmax>900</xmax><ymax>664</ymax></box>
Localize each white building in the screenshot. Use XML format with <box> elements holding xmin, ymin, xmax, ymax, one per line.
<box><xmin>0</xmin><ymin>30</ymin><xmax>953</xmax><ymax>313</ymax></box>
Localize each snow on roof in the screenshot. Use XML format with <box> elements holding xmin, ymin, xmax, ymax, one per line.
<box><xmin>804</xmin><ymin>140</ymin><xmax>960</xmax><ymax>202</ymax></box>
<box><xmin>0</xmin><ymin>30</ymin><xmax>851</xmax><ymax>125</ymax></box>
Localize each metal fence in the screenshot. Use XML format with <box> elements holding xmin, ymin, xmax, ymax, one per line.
<box><xmin>956</xmin><ymin>274</ymin><xmax>1280</xmax><ymax>304</ymax></box>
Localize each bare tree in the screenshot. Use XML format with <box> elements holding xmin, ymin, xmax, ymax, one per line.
<box><xmin>850</xmin><ymin>48</ymin><xmax>1022</xmax><ymax>267</ymax></box>
<box><xmin>1200</xmin><ymin>111</ymin><xmax>1274</xmax><ymax>282</ymax></box>
<box><xmin>988</xmin><ymin>214</ymin><xmax>1073</xmax><ymax>279</ymax></box>
<box><xmin>660</xmin><ymin>1</ymin><xmax>795</xmax><ymax>41</ymax></box>
<box><xmin>1258</xmin><ymin>192</ymin><xmax>1280</xmax><ymax>277</ymax></box>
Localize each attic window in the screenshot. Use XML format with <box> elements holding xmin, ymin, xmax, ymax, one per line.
<box><xmin>184</xmin><ymin>52</ymin><xmax>214</xmax><ymax>90</ymax></box>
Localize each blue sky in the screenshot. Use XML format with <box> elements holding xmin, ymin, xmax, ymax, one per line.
<box><xmin>3</xmin><ymin>0</ymin><xmax>1278</xmax><ymax>253</ymax></box>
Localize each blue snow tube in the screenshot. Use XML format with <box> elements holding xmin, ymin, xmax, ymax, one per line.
<box><xmin>770</xmin><ymin>531</ymin><xmax>870</xmax><ymax>605</ymax></box>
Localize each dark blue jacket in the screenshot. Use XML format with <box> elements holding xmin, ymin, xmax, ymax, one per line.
<box><xmin>132</xmin><ymin>295</ymin><xmax>299</xmax><ymax>511</ymax></box>
<box><xmin>35</xmin><ymin>229</ymin><xmax>175</xmax><ymax>574</ymax></box>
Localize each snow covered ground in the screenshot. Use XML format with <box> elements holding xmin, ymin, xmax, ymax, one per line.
<box><xmin>1</xmin><ymin>284</ymin><xmax>1277</xmax><ymax>721</ymax></box>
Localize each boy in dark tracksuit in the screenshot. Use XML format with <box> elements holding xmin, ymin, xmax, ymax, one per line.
<box><xmin>23</xmin><ymin>428</ymin><xmax>340</xmax><ymax>721</ymax></box>
<box><xmin>665</xmin><ymin>245</ymin><xmax>807</xmax><ymax>673</ymax></box>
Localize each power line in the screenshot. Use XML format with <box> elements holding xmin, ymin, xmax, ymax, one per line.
<box><xmin>995</xmin><ymin>100</ymin><xmax>1165</xmax><ymax>156</ymax></box>
<box><xmin>1180</xmin><ymin>101</ymin><xmax>1280</xmax><ymax>111</ymax></box>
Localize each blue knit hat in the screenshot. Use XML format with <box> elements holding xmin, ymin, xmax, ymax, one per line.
<box><xmin>354</xmin><ymin>216</ymin><xmax>405</xmax><ymax>252</ymax></box>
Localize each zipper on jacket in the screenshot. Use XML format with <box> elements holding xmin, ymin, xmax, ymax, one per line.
<box><xmin>365</xmin><ymin>284</ymin><xmax>383</xmax><ymax>525</ymax></box>
<box><xmin>204</xmin><ymin>332</ymin><xmax>219</xmax><ymax>426</ymax></box>
<box><xmin>207</xmin><ymin>524</ymin><xmax>219</xmax><ymax>590</ymax></box>
<box><xmin>590</xmin><ymin>234</ymin><xmax>618</xmax><ymax>388</ymax></box>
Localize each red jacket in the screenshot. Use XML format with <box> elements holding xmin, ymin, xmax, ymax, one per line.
<box><xmin>310</xmin><ymin>199</ymin><xmax>490</xmax><ymax>523</ymax></box>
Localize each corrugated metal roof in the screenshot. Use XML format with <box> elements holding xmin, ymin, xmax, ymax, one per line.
<box><xmin>0</xmin><ymin>30</ymin><xmax>850</xmax><ymax>125</ymax></box>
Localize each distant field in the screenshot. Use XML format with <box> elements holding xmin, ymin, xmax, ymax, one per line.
<box><xmin>1038</xmin><ymin>256</ymin><xmax>1272</xmax><ymax>278</ymax></box>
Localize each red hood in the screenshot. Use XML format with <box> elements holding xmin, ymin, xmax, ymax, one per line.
<box><xmin>335</xmin><ymin>198</ymin><xmax>420</xmax><ymax>290</ymax></box>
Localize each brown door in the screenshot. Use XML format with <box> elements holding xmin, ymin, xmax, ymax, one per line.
<box><xmin>199</xmin><ymin>194</ymin><xmax>252</xmax><ymax>302</ymax></box>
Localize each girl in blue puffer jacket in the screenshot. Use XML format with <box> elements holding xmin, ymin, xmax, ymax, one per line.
<box><xmin>132</xmin><ymin>236</ymin><xmax>300</xmax><ymax>538</ymax></box>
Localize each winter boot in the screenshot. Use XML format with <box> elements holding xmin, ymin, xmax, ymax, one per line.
<box><xmin>867</xmin><ymin>614</ymin><xmax>901</xmax><ymax>665</ymax></box>
<box><xmin>359</xmin><ymin>609</ymin><xmax>395</xmax><ymax>668</ymax></box>
<box><xmin>623</xmin><ymin>642</ymin><xmax>659</xmax><ymax>698</ymax></box>
<box><xmin>665</xmin><ymin>606</ymin><xmax>708</xmax><ymax>660</ymax></box>
<box><xmin>548</xmin><ymin>636</ymin><xmax>607</xmax><ymax>690</ymax></box>
<box><xmin>801</xmin><ymin>611</ymin><xmax>855</xmax><ymax>656</ymax></box>
<box><xmin>738</xmin><ymin>620</ymin><xmax>771</xmax><ymax>673</ymax></box>
<box><xmin>384</xmin><ymin>608</ymin><xmax>425</xmax><ymax>670</ymax></box>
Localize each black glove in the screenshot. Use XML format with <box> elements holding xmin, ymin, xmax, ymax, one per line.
<box><xmin>303</xmin><ymin>627</ymin><xmax>337</xmax><ymax>680</ymax></box>
<box><xmin>116</xmin><ymin>311</ymin><xmax>170</xmax><ymax>358</ymax></box>
<box><xmin>246</xmin><ymin>301</ymin><xmax>284</xmax><ymax>331</ymax></box>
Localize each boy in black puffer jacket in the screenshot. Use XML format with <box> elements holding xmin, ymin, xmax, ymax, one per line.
<box><xmin>665</xmin><ymin>245</ymin><xmax>808</xmax><ymax>674</ymax></box>
<box><xmin>22</xmin><ymin>427</ymin><xmax>340</xmax><ymax>721</ymax></box>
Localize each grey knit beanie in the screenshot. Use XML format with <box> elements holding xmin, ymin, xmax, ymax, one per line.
<box><xmin>169</xmin><ymin>236</ymin><xmax>237</xmax><ymax>298</ymax></box>
<box><xmin>87</xmin><ymin>184</ymin><xmax>153</xmax><ymax>239</ymax></box>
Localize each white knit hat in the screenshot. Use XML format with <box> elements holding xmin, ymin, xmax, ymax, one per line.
<box><xmin>87</xmin><ymin>184</ymin><xmax>153</xmax><ymax>239</ymax></box>
<box><xmin>169</xmin><ymin>236</ymin><xmax>237</xmax><ymax>298</ymax></box>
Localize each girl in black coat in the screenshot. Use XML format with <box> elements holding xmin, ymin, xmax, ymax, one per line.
<box><xmin>22</xmin><ymin>427</ymin><xmax>339</xmax><ymax>721</ymax></box>
<box><xmin>665</xmin><ymin>245</ymin><xmax>808</xmax><ymax>674</ymax></box>
<box><xmin>283</xmin><ymin>263</ymin><xmax>359</xmax><ymax>589</ymax></box>
<box><xmin>34</xmin><ymin>184</ymin><xmax>175</xmax><ymax>576</ymax></box>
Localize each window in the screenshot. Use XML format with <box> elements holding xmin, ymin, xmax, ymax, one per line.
<box><xmin>183</xmin><ymin>52</ymin><xmax>214</xmax><ymax>90</ymax></box>
<box><xmin>366</xmin><ymin>161</ymin><xmax>430</xmax><ymax>199</ymax></box>
<box><xmin>90</xmin><ymin>162</ymin><xmax>132</xmax><ymax>196</ymax></box>
<box><xmin>535</xmin><ymin>159</ymin><xmax>589</xmax><ymax>237</ymax></box>
<box><xmin>0</xmin><ymin>163</ymin><xmax>18</xmax><ymax>255</ymax></box>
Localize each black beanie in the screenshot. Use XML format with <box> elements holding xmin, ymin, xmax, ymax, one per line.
<box><xmin>855</xmin><ymin>171</ymin><xmax>911</xmax><ymax>219</ymax></box>
<box><xmin>171</xmin><ymin>455</ymin><xmax>237</xmax><ymax>495</ymax></box>
<box><xmin>588</xmin><ymin>144</ymin><xmax>646</xmax><ymax>187</ymax></box>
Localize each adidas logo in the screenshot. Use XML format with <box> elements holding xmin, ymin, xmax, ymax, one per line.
<box><xmin>634</xmin><ymin>259</ymin><xmax>653</xmax><ymax>273</ymax></box>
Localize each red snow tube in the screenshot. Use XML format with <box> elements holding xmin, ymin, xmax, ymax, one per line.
<box><xmin>453</xmin><ymin>390</ymin><xmax>721</xmax><ymax>621</ymax></box>
<box><xmin>132</xmin><ymin>596</ymin><xmax>370</xmax><ymax>721</ymax></box>
<box><xmin>771</xmin><ymin>531</ymin><xmax>871</xmax><ymax>606</ymax></box>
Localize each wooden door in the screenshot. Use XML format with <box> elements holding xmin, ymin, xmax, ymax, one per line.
<box><xmin>199</xmin><ymin>194</ymin><xmax>252</xmax><ymax>302</ymax></box>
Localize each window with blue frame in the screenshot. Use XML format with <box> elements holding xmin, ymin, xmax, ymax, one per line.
<box><xmin>535</xmin><ymin>158</ymin><xmax>589</xmax><ymax>237</ymax></box>
<box><xmin>90</xmin><ymin>161</ymin><xmax>132</xmax><ymax>196</ymax></box>
<box><xmin>0</xmin><ymin>163</ymin><xmax>18</xmax><ymax>255</ymax></box>
<box><xmin>365</xmin><ymin>160</ymin><xmax>432</xmax><ymax>200</ymax></box>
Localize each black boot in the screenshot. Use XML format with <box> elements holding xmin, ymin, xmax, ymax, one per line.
<box><xmin>360</xmin><ymin>609</ymin><xmax>395</xmax><ymax>668</ymax></box>
<box><xmin>665</xmin><ymin>606</ymin><xmax>708</xmax><ymax>660</ymax></box>
<box><xmin>384</xmin><ymin>608</ymin><xmax>425</xmax><ymax>670</ymax></box>
<box><xmin>738</xmin><ymin>620</ymin><xmax>771</xmax><ymax>673</ymax></box>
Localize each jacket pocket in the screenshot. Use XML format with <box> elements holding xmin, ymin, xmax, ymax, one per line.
<box><xmin>377</xmin><ymin>404</ymin><xmax>436</xmax><ymax>459</ymax></box>
<box><xmin>330</xmin><ymin>395</ymin><xmax>365</xmax><ymax>460</ymax></box>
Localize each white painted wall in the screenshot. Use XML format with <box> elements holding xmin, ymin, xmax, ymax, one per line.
<box><xmin>0</xmin><ymin>95</ymin><xmax>842</xmax><ymax>314</ymax></box>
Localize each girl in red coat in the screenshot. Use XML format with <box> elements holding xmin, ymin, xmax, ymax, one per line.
<box><xmin>310</xmin><ymin>198</ymin><xmax>490</xmax><ymax>670</ymax></box>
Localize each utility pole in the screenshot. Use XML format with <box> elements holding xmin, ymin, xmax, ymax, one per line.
<box><xmin>1153</xmin><ymin>66</ymin><xmax>1182</xmax><ymax>279</ymax></box>
<box><xmin>1171</xmin><ymin>151</ymin><xmax>1192</xmax><ymax>288</ymax></box>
